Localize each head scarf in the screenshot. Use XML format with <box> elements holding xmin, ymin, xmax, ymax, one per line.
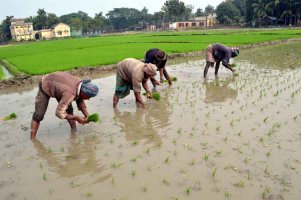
<box><xmin>231</xmin><ymin>48</ymin><xmax>240</xmax><ymax>57</ymax></box>
<box><xmin>80</xmin><ymin>79</ymin><xmax>99</xmax><ymax>97</ymax></box>
<box><xmin>143</xmin><ymin>63</ymin><xmax>157</xmax><ymax>76</ymax></box>
<box><xmin>155</xmin><ymin>51</ymin><xmax>167</xmax><ymax>61</ymax></box>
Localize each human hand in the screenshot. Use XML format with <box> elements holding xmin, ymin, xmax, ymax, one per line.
<box><xmin>76</xmin><ymin>116</ymin><xmax>88</xmax><ymax>125</ymax></box>
<box><xmin>146</xmin><ymin>91</ymin><xmax>152</xmax><ymax>98</ymax></box>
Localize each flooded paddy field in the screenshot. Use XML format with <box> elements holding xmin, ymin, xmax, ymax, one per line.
<box><xmin>1</xmin><ymin>46</ymin><xmax>301</xmax><ymax>200</ymax></box>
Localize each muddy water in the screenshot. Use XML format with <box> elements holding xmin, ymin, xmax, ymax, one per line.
<box><xmin>1</xmin><ymin>59</ymin><xmax>301</xmax><ymax>200</ymax></box>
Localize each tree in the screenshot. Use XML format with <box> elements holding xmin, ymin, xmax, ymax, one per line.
<box><xmin>153</xmin><ymin>11</ymin><xmax>166</xmax><ymax>26</ymax></box>
<box><xmin>0</xmin><ymin>16</ymin><xmax>13</xmax><ymax>42</ymax></box>
<box><xmin>34</xmin><ymin>9</ymin><xmax>47</xmax><ymax>30</ymax></box>
<box><xmin>106</xmin><ymin>8</ymin><xmax>143</xmax><ymax>31</ymax></box>
<box><xmin>183</xmin><ymin>4</ymin><xmax>194</xmax><ymax>20</ymax></box>
<box><xmin>205</xmin><ymin>5</ymin><xmax>215</xmax><ymax>14</ymax></box>
<box><xmin>93</xmin><ymin>12</ymin><xmax>106</xmax><ymax>33</ymax></box>
<box><xmin>162</xmin><ymin>0</ymin><xmax>186</xmax><ymax>22</ymax></box>
<box><xmin>280</xmin><ymin>0</ymin><xmax>299</xmax><ymax>25</ymax></box>
<box><xmin>252</xmin><ymin>0</ymin><xmax>270</xmax><ymax>18</ymax></box>
<box><xmin>216</xmin><ymin>1</ymin><xmax>241</xmax><ymax>25</ymax></box>
<box><xmin>46</xmin><ymin>13</ymin><xmax>59</xmax><ymax>28</ymax></box>
<box><xmin>60</xmin><ymin>11</ymin><xmax>93</xmax><ymax>34</ymax></box>
<box><xmin>195</xmin><ymin>8</ymin><xmax>206</xmax><ymax>17</ymax></box>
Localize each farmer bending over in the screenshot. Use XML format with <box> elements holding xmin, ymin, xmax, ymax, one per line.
<box><xmin>31</xmin><ymin>71</ymin><xmax>99</xmax><ymax>140</ymax></box>
<box><xmin>204</xmin><ymin>43</ymin><xmax>239</xmax><ymax>77</ymax></box>
<box><xmin>144</xmin><ymin>48</ymin><xmax>172</xmax><ymax>86</ymax></box>
<box><xmin>113</xmin><ymin>58</ymin><xmax>157</xmax><ymax>109</ymax></box>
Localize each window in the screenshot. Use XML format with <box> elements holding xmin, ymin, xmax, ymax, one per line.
<box><xmin>192</xmin><ymin>22</ymin><xmax>196</xmax><ymax>26</ymax></box>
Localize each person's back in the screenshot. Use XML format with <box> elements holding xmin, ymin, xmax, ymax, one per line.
<box><xmin>117</xmin><ymin>58</ymin><xmax>145</xmax><ymax>83</ymax></box>
<box><xmin>41</xmin><ymin>71</ymin><xmax>81</xmax><ymax>99</ymax></box>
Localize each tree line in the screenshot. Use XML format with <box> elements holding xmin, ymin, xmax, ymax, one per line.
<box><xmin>1</xmin><ymin>0</ymin><xmax>300</xmax><ymax>43</ymax></box>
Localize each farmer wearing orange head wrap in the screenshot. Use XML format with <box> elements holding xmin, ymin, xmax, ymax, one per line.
<box><xmin>30</xmin><ymin>71</ymin><xmax>99</xmax><ymax>140</ymax></box>
<box><xmin>113</xmin><ymin>58</ymin><xmax>157</xmax><ymax>109</ymax></box>
<box><xmin>204</xmin><ymin>43</ymin><xmax>239</xmax><ymax>77</ymax></box>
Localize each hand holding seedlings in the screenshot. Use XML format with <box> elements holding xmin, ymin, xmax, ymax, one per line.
<box><xmin>143</xmin><ymin>92</ymin><xmax>161</xmax><ymax>101</ymax></box>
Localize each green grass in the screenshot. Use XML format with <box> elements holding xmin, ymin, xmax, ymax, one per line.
<box><xmin>0</xmin><ymin>65</ymin><xmax>4</xmax><ymax>79</ymax></box>
<box><xmin>0</xmin><ymin>28</ymin><xmax>300</xmax><ymax>75</ymax></box>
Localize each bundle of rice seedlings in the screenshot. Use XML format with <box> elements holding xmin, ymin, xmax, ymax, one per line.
<box><xmin>152</xmin><ymin>92</ymin><xmax>161</xmax><ymax>101</ymax></box>
<box><xmin>142</xmin><ymin>92</ymin><xmax>161</xmax><ymax>101</ymax></box>
<box><xmin>87</xmin><ymin>113</ymin><xmax>100</xmax><ymax>122</ymax></box>
<box><xmin>3</xmin><ymin>113</ymin><xmax>17</xmax><ymax>121</ymax></box>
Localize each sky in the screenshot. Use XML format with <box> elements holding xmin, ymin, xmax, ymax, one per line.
<box><xmin>0</xmin><ymin>0</ymin><xmax>223</xmax><ymax>21</ymax></box>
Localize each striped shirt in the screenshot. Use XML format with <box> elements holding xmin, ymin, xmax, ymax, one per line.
<box><xmin>41</xmin><ymin>71</ymin><xmax>86</xmax><ymax>119</ymax></box>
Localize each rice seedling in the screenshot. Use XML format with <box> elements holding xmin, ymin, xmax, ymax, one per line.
<box><xmin>172</xmin><ymin>138</ymin><xmax>177</xmax><ymax>145</ymax></box>
<box><xmin>186</xmin><ymin>186</ymin><xmax>191</xmax><ymax>195</ymax></box>
<box><xmin>143</xmin><ymin>92</ymin><xmax>161</xmax><ymax>100</ymax></box>
<box><xmin>39</xmin><ymin>163</ymin><xmax>43</xmax><ymax>169</ymax></box>
<box><xmin>266</xmin><ymin>149</ymin><xmax>272</xmax><ymax>158</ymax></box>
<box><xmin>264</xmin><ymin>165</ymin><xmax>270</xmax><ymax>177</ymax></box>
<box><xmin>215</xmin><ymin>149</ymin><xmax>222</xmax><ymax>156</ymax></box>
<box><xmin>162</xmin><ymin>178</ymin><xmax>170</xmax><ymax>185</ymax></box>
<box><xmin>189</xmin><ymin>159</ymin><xmax>195</xmax><ymax>165</ymax></box>
<box><xmin>47</xmin><ymin>147</ymin><xmax>52</xmax><ymax>153</ymax></box>
<box><xmin>43</xmin><ymin>173</ymin><xmax>47</xmax><ymax>181</ymax></box>
<box><xmin>130</xmin><ymin>157</ymin><xmax>137</xmax><ymax>163</ymax></box>
<box><xmin>233</xmin><ymin>180</ymin><xmax>245</xmax><ymax>188</ymax></box>
<box><xmin>164</xmin><ymin>156</ymin><xmax>169</xmax><ymax>164</ymax></box>
<box><xmin>263</xmin><ymin>117</ymin><xmax>268</xmax><ymax>123</ymax></box>
<box><xmin>131</xmin><ymin>170</ymin><xmax>136</xmax><ymax>177</ymax></box>
<box><xmin>224</xmin><ymin>191</ymin><xmax>231</xmax><ymax>199</ymax></box>
<box><xmin>3</xmin><ymin>112</ymin><xmax>17</xmax><ymax>121</ymax></box>
<box><xmin>204</xmin><ymin>152</ymin><xmax>209</xmax><ymax>161</ymax></box>
<box><xmin>243</xmin><ymin>157</ymin><xmax>251</xmax><ymax>164</ymax></box>
<box><xmin>212</xmin><ymin>167</ymin><xmax>217</xmax><ymax>178</ymax></box>
<box><xmin>48</xmin><ymin>188</ymin><xmax>53</xmax><ymax>194</ymax></box>
<box><xmin>142</xmin><ymin>186</ymin><xmax>147</xmax><ymax>192</ymax></box>
<box><xmin>262</xmin><ymin>187</ymin><xmax>271</xmax><ymax>199</ymax></box>
<box><xmin>60</xmin><ymin>147</ymin><xmax>64</xmax><ymax>153</ymax></box>
<box><xmin>85</xmin><ymin>192</ymin><xmax>93</xmax><ymax>197</ymax></box>
<box><xmin>87</xmin><ymin>113</ymin><xmax>100</xmax><ymax>122</ymax></box>
<box><xmin>132</xmin><ymin>140</ymin><xmax>138</xmax><ymax>146</ymax></box>
<box><xmin>111</xmin><ymin>162</ymin><xmax>123</xmax><ymax>169</ymax></box>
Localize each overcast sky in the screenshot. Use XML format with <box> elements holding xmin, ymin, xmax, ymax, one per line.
<box><xmin>0</xmin><ymin>0</ymin><xmax>223</xmax><ymax>21</ymax></box>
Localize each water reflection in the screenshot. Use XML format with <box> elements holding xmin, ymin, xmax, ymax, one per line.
<box><xmin>32</xmin><ymin>132</ymin><xmax>111</xmax><ymax>182</ymax></box>
<box><xmin>114</xmin><ymin>108</ymin><xmax>162</xmax><ymax>147</ymax></box>
<box><xmin>203</xmin><ymin>76</ymin><xmax>238</xmax><ymax>103</ymax></box>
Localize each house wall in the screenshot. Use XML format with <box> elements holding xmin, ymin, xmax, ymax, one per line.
<box><xmin>10</xmin><ymin>22</ymin><xmax>34</xmax><ymax>41</ymax></box>
<box><xmin>40</xmin><ymin>30</ymin><xmax>54</xmax><ymax>39</ymax></box>
<box><xmin>53</xmin><ymin>23</ymin><xmax>71</xmax><ymax>38</ymax></box>
<box><xmin>169</xmin><ymin>21</ymin><xmax>207</xmax><ymax>29</ymax></box>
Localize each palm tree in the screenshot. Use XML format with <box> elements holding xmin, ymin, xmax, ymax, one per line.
<box><xmin>280</xmin><ymin>0</ymin><xmax>299</xmax><ymax>25</ymax></box>
<box><xmin>252</xmin><ymin>0</ymin><xmax>270</xmax><ymax>26</ymax></box>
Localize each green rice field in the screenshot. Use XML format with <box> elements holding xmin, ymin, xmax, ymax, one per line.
<box><xmin>0</xmin><ymin>28</ymin><xmax>301</xmax><ymax>75</ymax></box>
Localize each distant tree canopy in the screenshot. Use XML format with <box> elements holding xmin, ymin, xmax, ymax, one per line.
<box><xmin>1</xmin><ymin>0</ymin><xmax>301</xmax><ymax>41</ymax></box>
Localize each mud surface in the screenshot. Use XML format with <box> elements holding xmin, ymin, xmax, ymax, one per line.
<box><xmin>1</xmin><ymin>45</ymin><xmax>301</xmax><ymax>200</ymax></box>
